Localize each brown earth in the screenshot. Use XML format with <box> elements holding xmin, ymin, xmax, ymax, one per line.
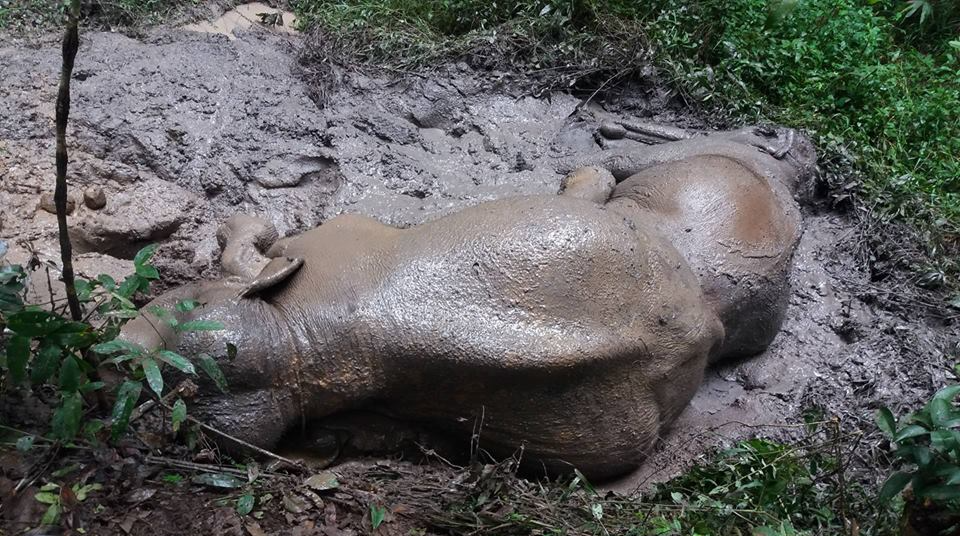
<box><xmin>1</xmin><ymin>3</ymin><xmax>957</xmax><ymax>534</ymax></box>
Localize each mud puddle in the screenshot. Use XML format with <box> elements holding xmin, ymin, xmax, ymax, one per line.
<box><xmin>183</xmin><ymin>3</ymin><xmax>298</xmax><ymax>39</ymax></box>
<box><xmin>0</xmin><ymin>3</ymin><xmax>955</xmax><ymax>505</ymax></box>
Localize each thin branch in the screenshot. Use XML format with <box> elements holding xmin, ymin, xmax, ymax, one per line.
<box><xmin>55</xmin><ymin>0</ymin><xmax>82</xmax><ymax>322</ymax></box>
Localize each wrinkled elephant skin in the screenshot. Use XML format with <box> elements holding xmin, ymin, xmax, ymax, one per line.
<box><xmin>119</xmin><ymin>125</ymin><xmax>814</xmax><ymax>479</ymax></box>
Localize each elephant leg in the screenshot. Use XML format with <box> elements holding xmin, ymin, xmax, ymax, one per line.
<box><xmin>599</xmin><ymin>120</ymin><xmax>699</xmax><ymax>145</ymax></box>
<box><xmin>191</xmin><ymin>388</ymin><xmax>302</xmax><ymax>455</ymax></box>
<box><xmin>559</xmin><ymin>166</ymin><xmax>616</xmax><ymax>204</ymax></box>
<box><xmin>216</xmin><ymin>215</ymin><xmax>279</xmax><ymax>280</ymax></box>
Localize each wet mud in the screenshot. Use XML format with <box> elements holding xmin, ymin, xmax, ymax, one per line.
<box><xmin>0</xmin><ymin>7</ymin><xmax>955</xmax><ymax>496</ymax></box>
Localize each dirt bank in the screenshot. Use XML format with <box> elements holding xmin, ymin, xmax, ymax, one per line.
<box><xmin>1</xmin><ymin>7</ymin><xmax>957</xmax><ymax>533</ymax></box>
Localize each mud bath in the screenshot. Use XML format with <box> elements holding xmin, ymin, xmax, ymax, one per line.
<box><xmin>0</xmin><ymin>5</ymin><xmax>955</xmax><ymax>508</ymax></box>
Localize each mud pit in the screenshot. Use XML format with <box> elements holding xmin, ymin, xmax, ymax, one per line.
<box><xmin>0</xmin><ymin>8</ymin><xmax>955</xmax><ymax>503</ymax></box>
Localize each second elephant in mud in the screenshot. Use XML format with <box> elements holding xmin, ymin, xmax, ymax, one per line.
<box><xmin>563</xmin><ymin>124</ymin><xmax>813</xmax><ymax>361</ymax></box>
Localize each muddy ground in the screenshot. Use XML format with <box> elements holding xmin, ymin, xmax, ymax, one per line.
<box><xmin>1</xmin><ymin>4</ymin><xmax>958</xmax><ymax>534</ymax></box>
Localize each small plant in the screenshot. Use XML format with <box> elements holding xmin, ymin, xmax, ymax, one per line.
<box><xmin>877</xmin><ymin>385</ymin><xmax>960</xmax><ymax>532</ymax></box>
<box><xmin>0</xmin><ymin>241</ymin><xmax>228</xmax><ymax>443</ymax></box>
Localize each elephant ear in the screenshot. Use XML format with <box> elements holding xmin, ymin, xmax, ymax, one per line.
<box><xmin>237</xmin><ymin>256</ymin><xmax>304</xmax><ymax>298</ymax></box>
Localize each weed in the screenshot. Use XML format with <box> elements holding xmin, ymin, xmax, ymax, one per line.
<box><xmin>0</xmin><ymin>241</ymin><xmax>229</xmax><ymax>444</ymax></box>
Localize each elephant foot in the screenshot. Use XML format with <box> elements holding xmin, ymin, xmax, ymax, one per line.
<box><xmin>758</xmin><ymin>126</ymin><xmax>795</xmax><ymax>159</ymax></box>
<box><xmin>559</xmin><ymin>166</ymin><xmax>616</xmax><ymax>203</ymax></box>
<box><xmin>598</xmin><ymin>120</ymin><xmax>698</xmax><ymax>145</ymax></box>
<box><xmin>217</xmin><ymin>214</ymin><xmax>279</xmax><ymax>280</ymax></box>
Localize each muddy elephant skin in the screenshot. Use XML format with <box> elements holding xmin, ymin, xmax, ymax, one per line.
<box><xmin>119</xmin><ymin>124</ymin><xmax>813</xmax><ymax>479</ymax></box>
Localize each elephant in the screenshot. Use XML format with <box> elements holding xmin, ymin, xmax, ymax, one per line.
<box><xmin>117</xmin><ymin>122</ymin><xmax>815</xmax><ymax>479</ymax></box>
<box><xmin>563</xmin><ymin>122</ymin><xmax>814</xmax><ymax>361</ymax></box>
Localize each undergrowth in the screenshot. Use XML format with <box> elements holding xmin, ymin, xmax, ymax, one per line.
<box><xmin>432</xmin><ymin>420</ymin><xmax>901</xmax><ymax>535</ymax></box>
<box><xmin>0</xmin><ymin>0</ymin><xmax>201</xmax><ymax>29</ymax></box>
<box><xmin>293</xmin><ymin>0</ymin><xmax>960</xmax><ymax>290</ymax></box>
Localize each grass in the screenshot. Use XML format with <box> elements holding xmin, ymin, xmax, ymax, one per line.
<box><xmin>432</xmin><ymin>423</ymin><xmax>901</xmax><ymax>535</ymax></box>
<box><xmin>292</xmin><ymin>0</ymin><xmax>960</xmax><ymax>287</ymax></box>
<box><xmin>0</xmin><ymin>0</ymin><xmax>200</xmax><ymax>30</ymax></box>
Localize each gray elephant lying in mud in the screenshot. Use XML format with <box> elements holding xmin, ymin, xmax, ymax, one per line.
<box><xmin>120</xmin><ymin>124</ymin><xmax>815</xmax><ymax>479</ymax></box>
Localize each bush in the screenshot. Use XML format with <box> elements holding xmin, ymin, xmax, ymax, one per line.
<box><xmin>0</xmin><ymin>241</ymin><xmax>227</xmax><ymax>446</ymax></box>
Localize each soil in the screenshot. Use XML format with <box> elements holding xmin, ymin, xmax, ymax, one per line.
<box><xmin>1</xmin><ymin>3</ymin><xmax>957</xmax><ymax>534</ymax></box>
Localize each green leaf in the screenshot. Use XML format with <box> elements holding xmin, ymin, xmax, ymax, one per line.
<box><xmin>31</xmin><ymin>343</ymin><xmax>61</xmax><ymax>385</ymax></box>
<box><xmin>8</xmin><ymin>310</ymin><xmax>63</xmax><ymax>337</ymax></box>
<box><xmin>92</xmin><ymin>339</ymin><xmax>144</xmax><ymax>355</ymax></box>
<box><xmin>40</xmin><ymin>503</ymin><xmax>60</xmax><ymax>526</ymax></box>
<box><xmin>16</xmin><ymin>435</ymin><xmax>34</xmax><ymax>452</ymax></box>
<box><xmin>236</xmin><ymin>493</ymin><xmax>255</xmax><ymax>516</ymax></box>
<box><xmin>6</xmin><ymin>335</ymin><xmax>29</xmax><ymax>384</ymax></box>
<box><xmin>933</xmin><ymin>385</ymin><xmax>960</xmax><ymax>404</ymax></box>
<box><xmin>118</xmin><ymin>275</ymin><xmax>142</xmax><ymax>298</ymax></box>
<box><xmin>133</xmin><ymin>244</ymin><xmax>158</xmax><ymax>268</ymax></box>
<box><xmin>919</xmin><ymin>484</ymin><xmax>960</xmax><ymax>502</ymax></box>
<box><xmin>148</xmin><ymin>305</ymin><xmax>178</xmax><ymax>328</ymax></box>
<box><xmin>103</xmin><ymin>308</ymin><xmax>139</xmax><ymax>319</ymax></box>
<box><xmin>74</xmin><ymin>483</ymin><xmax>102</xmax><ymax>502</ymax></box>
<box><xmin>370</xmin><ymin>504</ymin><xmax>387</xmax><ymax>529</ymax></box>
<box><xmin>59</xmin><ymin>355</ymin><xmax>81</xmax><ymax>392</ymax></box>
<box><xmin>97</xmin><ymin>274</ymin><xmax>117</xmax><ymax>291</ymax></box>
<box><xmin>35</xmin><ymin>491</ymin><xmax>59</xmax><ymax>505</ymax></box>
<box><xmin>895</xmin><ymin>425</ymin><xmax>929</xmax><ymax>443</ymax></box>
<box><xmin>172</xmin><ymin>398</ymin><xmax>187</xmax><ymax>433</ymax></box>
<box><xmin>157</xmin><ymin>351</ymin><xmax>195</xmax><ymax>375</ymax></box>
<box><xmin>175</xmin><ymin>299</ymin><xmax>200</xmax><ymax>312</ymax></box>
<box><xmin>50</xmin><ymin>321</ymin><xmax>97</xmax><ymax>348</ymax></box>
<box><xmin>931</xmin><ymin>429</ymin><xmax>956</xmax><ymax>451</ymax></box>
<box><xmin>51</xmin><ymin>391</ymin><xmax>83</xmax><ymax>440</ymax></box>
<box><xmin>104</xmin><ymin>354</ymin><xmax>139</xmax><ymax>367</ymax></box>
<box><xmin>878</xmin><ymin>471</ymin><xmax>912</xmax><ymax>503</ymax></box>
<box><xmin>176</xmin><ymin>320</ymin><xmax>224</xmax><ymax>332</ymax></box>
<box><xmin>135</xmin><ymin>263</ymin><xmax>160</xmax><ymax>280</ymax></box>
<box><xmin>111</xmin><ymin>381</ymin><xmax>142</xmax><ymax>440</ymax></box>
<box><xmin>82</xmin><ymin>419</ymin><xmax>105</xmax><ymax>443</ymax></box>
<box><xmin>197</xmin><ymin>354</ymin><xmax>228</xmax><ymax>393</ymax></box>
<box><xmin>142</xmin><ymin>358</ymin><xmax>163</xmax><ymax>397</ymax></box>
<box><xmin>108</xmin><ymin>292</ymin><xmax>137</xmax><ymax>310</ymax></box>
<box><xmin>75</xmin><ymin>279</ymin><xmax>93</xmax><ymax>301</ymax></box>
<box><xmin>191</xmin><ymin>473</ymin><xmax>245</xmax><ymax>489</ymax></box>
<box><xmin>876</xmin><ymin>407</ymin><xmax>896</xmax><ymax>438</ymax></box>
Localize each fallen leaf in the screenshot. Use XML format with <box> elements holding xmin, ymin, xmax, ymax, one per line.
<box><xmin>124</xmin><ymin>488</ymin><xmax>157</xmax><ymax>504</ymax></box>
<box><xmin>192</xmin><ymin>473</ymin><xmax>245</xmax><ymax>489</ymax></box>
<box><xmin>283</xmin><ymin>492</ymin><xmax>311</xmax><ymax>514</ymax></box>
<box><xmin>246</xmin><ymin>521</ymin><xmax>268</xmax><ymax>536</ymax></box>
<box><xmin>305</xmin><ymin>472</ymin><xmax>339</xmax><ymax>492</ymax></box>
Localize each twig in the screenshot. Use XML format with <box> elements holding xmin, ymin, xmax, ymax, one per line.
<box><xmin>130</xmin><ymin>380</ymin><xmax>197</xmax><ymax>424</ymax></box>
<box><xmin>144</xmin><ymin>454</ymin><xmax>283</xmax><ymax>480</ymax></box>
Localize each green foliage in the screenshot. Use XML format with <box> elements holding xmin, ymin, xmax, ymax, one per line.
<box><xmin>877</xmin><ymin>385</ymin><xmax>960</xmax><ymax>507</ymax></box>
<box><xmin>646</xmin><ymin>438</ymin><xmax>841</xmax><ymax>534</ymax></box>
<box><xmin>437</xmin><ymin>430</ymin><xmax>898</xmax><ymax>535</ymax></box>
<box><xmin>0</xmin><ymin>0</ymin><xmax>198</xmax><ymax>29</ymax></box>
<box><xmin>0</xmin><ymin>241</ymin><xmax>228</xmax><ymax>444</ymax></box>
